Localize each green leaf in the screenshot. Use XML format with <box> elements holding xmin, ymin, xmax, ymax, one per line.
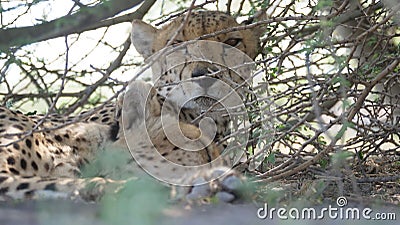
<box><xmin>319</xmin><ymin>158</ymin><xmax>328</xmax><ymax>169</ymax></box>
<box><xmin>264</xmin><ymin>152</ymin><xmax>276</xmax><ymax>164</ymax></box>
<box><xmin>335</xmin><ymin>121</ymin><xmax>354</xmax><ymax>139</ymax></box>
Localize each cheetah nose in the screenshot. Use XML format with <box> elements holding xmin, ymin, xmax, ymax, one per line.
<box><xmin>192</xmin><ymin>67</ymin><xmax>208</xmax><ymax>78</ymax></box>
<box><xmin>192</xmin><ymin>67</ymin><xmax>217</xmax><ymax>89</ymax></box>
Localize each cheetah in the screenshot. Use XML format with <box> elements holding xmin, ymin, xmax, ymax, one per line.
<box><xmin>0</xmin><ymin>10</ymin><xmax>265</xmax><ymax>202</ymax></box>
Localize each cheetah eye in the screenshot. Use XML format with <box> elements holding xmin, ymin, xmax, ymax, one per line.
<box><xmin>224</xmin><ymin>38</ymin><xmax>242</xmax><ymax>47</ymax></box>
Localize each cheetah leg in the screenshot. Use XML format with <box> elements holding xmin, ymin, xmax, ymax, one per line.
<box><xmin>0</xmin><ymin>174</ymin><xmax>125</xmax><ymax>201</ymax></box>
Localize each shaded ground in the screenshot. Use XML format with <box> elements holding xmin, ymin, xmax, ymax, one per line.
<box><xmin>2</xmin><ymin>155</ymin><xmax>399</xmax><ymax>225</ymax></box>
<box><xmin>1</xmin><ymin>159</ymin><xmax>399</xmax><ymax>225</ymax></box>
<box><xmin>1</xmin><ymin>199</ymin><xmax>398</xmax><ymax>225</ymax></box>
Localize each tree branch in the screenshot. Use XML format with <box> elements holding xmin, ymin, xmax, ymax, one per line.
<box><xmin>0</xmin><ymin>0</ymin><xmax>156</xmax><ymax>50</ymax></box>
<box><xmin>347</xmin><ymin>59</ymin><xmax>400</xmax><ymax>121</ymax></box>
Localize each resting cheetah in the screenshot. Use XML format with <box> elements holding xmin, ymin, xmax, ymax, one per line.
<box><xmin>0</xmin><ymin>10</ymin><xmax>265</xmax><ymax>202</ymax></box>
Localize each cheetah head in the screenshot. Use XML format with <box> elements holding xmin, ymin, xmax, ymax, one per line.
<box><xmin>131</xmin><ymin>10</ymin><xmax>266</xmax><ymax>111</ymax></box>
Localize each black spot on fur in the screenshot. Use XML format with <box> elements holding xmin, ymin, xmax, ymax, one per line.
<box><xmin>0</xmin><ymin>187</ymin><xmax>9</xmax><ymax>194</ymax></box>
<box><xmin>0</xmin><ymin>176</ymin><xmax>8</xmax><ymax>183</ymax></box>
<box><xmin>7</xmin><ymin>157</ymin><xmax>15</xmax><ymax>165</ymax></box>
<box><xmin>9</xmin><ymin>117</ymin><xmax>18</xmax><ymax>122</ymax></box>
<box><xmin>24</xmin><ymin>190</ymin><xmax>35</xmax><ymax>198</ymax></box>
<box><xmin>9</xmin><ymin>168</ymin><xmax>20</xmax><ymax>175</ymax></box>
<box><xmin>54</xmin><ymin>135</ymin><xmax>63</xmax><ymax>142</ymax></box>
<box><xmin>83</xmin><ymin>158</ymin><xmax>90</xmax><ymax>164</ymax></box>
<box><xmin>89</xmin><ymin>116</ymin><xmax>99</xmax><ymax>121</ymax></box>
<box><xmin>101</xmin><ymin>117</ymin><xmax>110</xmax><ymax>123</ymax></box>
<box><xmin>13</xmin><ymin>143</ymin><xmax>20</xmax><ymax>150</ymax></box>
<box><xmin>36</xmin><ymin>152</ymin><xmax>42</xmax><ymax>159</ymax></box>
<box><xmin>44</xmin><ymin>163</ymin><xmax>50</xmax><ymax>171</ymax></box>
<box><xmin>44</xmin><ymin>183</ymin><xmax>57</xmax><ymax>191</ymax></box>
<box><xmin>25</xmin><ymin>139</ymin><xmax>32</xmax><ymax>149</ymax></box>
<box><xmin>31</xmin><ymin>161</ymin><xmax>38</xmax><ymax>171</ymax></box>
<box><xmin>35</xmin><ymin>139</ymin><xmax>39</xmax><ymax>146</ymax></box>
<box><xmin>77</xmin><ymin>159</ymin><xmax>84</xmax><ymax>168</ymax></box>
<box><xmin>109</xmin><ymin>122</ymin><xmax>119</xmax><ymax>141</ymax></box>
<box><xmin>20</xmin><ymin>159</ymin><xmax>27</xmax><ymax>170</ymax></box>
<box><xmin>38</xmin><ymin>177</ymin><xmax>57</xmax><ymax>182</ymax></box>
<box><xmin>220</xmin><ymin>15</ymin><xmax>227</xmax><ymax>21</ymax></box>
<box><xmin>12</xmin><ymin>124</ymin><xmax>24</xmax><ymax>130</ymax></box>
<box><xmin>16</xmin><ymin>182</ymin><xmax>29</xmax><ymax>190</ymax></box>
<box><xmin>0</xmin><ymin>114</ymin><xmax>6</xmax><ymax>119</ymax></box>
<box><xmin>72</xmin><ymin>146</ymin><xmax>79</xmax><ymax>154</ymax></box>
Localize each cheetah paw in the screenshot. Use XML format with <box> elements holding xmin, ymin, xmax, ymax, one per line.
<box><xmin>172</xmin><ymin>167</ymin><xmax>245</xmax><ymax>204</ymax></box>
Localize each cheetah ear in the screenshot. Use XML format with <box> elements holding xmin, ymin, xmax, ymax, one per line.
<box><xmin>241</xmin><ymin>10</ymin><xmax>269</xmax><ymax>38</ymax></box>
<box><xmin>131</xmin><ymin>20</ymin><xmax>158</xmax><ymax>59</ymax></box>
